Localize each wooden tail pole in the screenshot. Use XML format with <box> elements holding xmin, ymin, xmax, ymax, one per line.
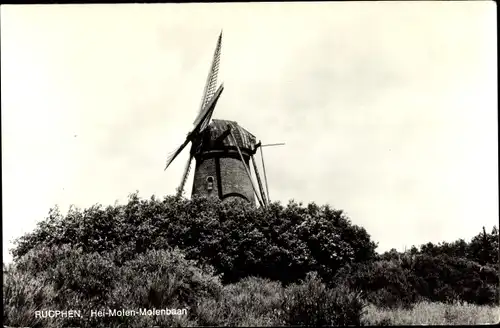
<box><xmin>229</xmin><ymin>131</ymin><xmax>265</xmax><ymax>208</ymax></box>
<box><xmin>251</xmin><ymin>155</ymin><xmax>268</xmax><ymax>206</ymax></box>
<box><xmin>261</xmin><ymin>143</ymin><xmax>285</xmax><ymax>147</ymax></box>
<box><xmin>259</xmin><ymin>144</ymin><xmax>271</xmax><ymax>203</ymax></box>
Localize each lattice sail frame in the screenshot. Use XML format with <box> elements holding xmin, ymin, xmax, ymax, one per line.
<box><xmin>196</xmin><ymin>31</ymin><xmax>222</xmax><ymax>125</ymax></box>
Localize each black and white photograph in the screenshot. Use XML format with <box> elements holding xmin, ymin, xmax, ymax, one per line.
<box><xmin>2</xmin><ymin>2</ymin><xmax>498</xmax><ymax>326</ymax></box>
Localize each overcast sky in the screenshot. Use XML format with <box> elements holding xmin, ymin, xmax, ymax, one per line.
<box><xmin>1</xmin><ymin>2</ymin><xmax>497</xmax><ymax>263</ymax></box>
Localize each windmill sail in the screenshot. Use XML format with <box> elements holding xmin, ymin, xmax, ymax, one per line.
<box><xmin>177</xmin><ymin>155</ymin><xmax>193</xmax><ymax>197</ymax></box>
<box><xmin>193</xmin><ymin>84</ymin><xmax>224</xmax><ymax>131</ymax></box>
<box><xmin>195</xmin><ymin>30</ymin><xmax>222</xmax><ymax>121</ymax></box>
<box><xmin>164</xmin><ymin>137</ymin><xmax>191</xmax><ymax>170</ymax></box>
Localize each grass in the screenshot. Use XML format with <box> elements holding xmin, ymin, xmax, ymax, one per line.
<box><xmin>362</xmin><ymin>300</ymin><xmax>500</xmax><ymax>325</ymax></box>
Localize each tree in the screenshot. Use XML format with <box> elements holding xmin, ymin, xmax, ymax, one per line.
<box><xmin>468</xmin><ymin>226</ymin><xmax>499</xmax><ymax>266</ymax></box>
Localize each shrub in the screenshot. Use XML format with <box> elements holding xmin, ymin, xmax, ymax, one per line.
<box><xmin>335</xmin><ymin>260</ymin><xmax>420</xmax><ymax>309</ymax></box>
<box><xmin>9</xmin><ymin>244</ymin><xmax>122</xmax><ymax>327</ymax></box>
<box><xmin>3</xmin><ymin>268</ymin><xmax>59</xmax><ymax>328</ymax></box>
<box><xmin>113</xmin><ymin>248</ymin><xmax>222</xmax><ymax>310</ymax></box>
<box><xmin>5</xmin><ymin>245</ymin><xmax>222</xmax><ymax>328</ymax></box>
<box><xmin>336</xmin><ymin>254</ymin><xmax>500</xmax><ymax>308</ymax></box>
<box><xmin>411</xmin><ymin>254</ymin><xmax>499</xmax><ymax>305</ymax></box>
<box><xmin>282</xmin><ymin>272</ymin><xmax>366</xmax><ymax>326</ymax></box>
<box><xmin>194</xmin><ymin>276</ymin><xmax>284</xmax><ymax>326</ymax></box>
<box><xmin>107</xmin><ymin>248</ymin><xmax>221</xmax><ymax>327</ymax></box>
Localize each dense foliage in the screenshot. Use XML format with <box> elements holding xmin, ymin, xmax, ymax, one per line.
<box><xmin>379</xmin><ymin>226</ymin><xmax>499</xmax><ymax>268</ymax></box>
<box><xmin>363</xmin><ymin>226</ymin><xmax>500</xmax><ymax>308</ymax></box>
<box><xmin>4</xmin><ymin>192</ymin><xmax>499</xmax><ymax>327</ymax></box>
<box><xmin>4</xmin><ymin>247</ymin><xmax>364</xmax><ymax>327</ymax></box>
<box><xmin>12</xmin><ymin>193</ymin><xmax>377</xmax><ymax>284</ymax></box>
<box><xmin>335</xmin><ymin>253</ymin><xmax>499</xmax><ymax>309</ymax></box>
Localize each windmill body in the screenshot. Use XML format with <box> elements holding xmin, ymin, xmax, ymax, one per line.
<box><xmin>191</xmin><ymin>119</ymin><xmax>257</xmax><ymax>204</ymax></box>
<box><xmin>165</xmin><ymin>32</ymin><xmax>273</xmax><ymax>207</ymax></box>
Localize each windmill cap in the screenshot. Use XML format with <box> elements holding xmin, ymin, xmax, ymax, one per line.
<box><xmin>199</xmin><ymin>119</ymin><xmax>257</xmax><ymax>152</ymax></box>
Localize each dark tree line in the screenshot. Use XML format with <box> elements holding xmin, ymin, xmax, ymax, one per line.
<box><xmin>379</xmin><ymin>225</ymin><xmax>499</xmax><ymax>268</ymax></box>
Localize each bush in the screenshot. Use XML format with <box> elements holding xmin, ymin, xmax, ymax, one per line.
<box><xmin>194</xmin><ymin>276</ymin><xmax>284</xmax><ymax>326</ymax></box>
<box><xmin>5</xmin><ymin>245</ymin><xmax>222</xmax><ymax>328</ymax></box>
<box><xmin>106</xmin><ymin>248</ymin><xmax>221</xmax><ymax>327</ymax></box>
<box><xmin>114</xmin><ymin>248</ymin><xmax>222</xmax><ymax>310</ymax></box>
<box><xmin>335</xmin><ymin>254</ymin><xmax>500</xmax><ymax>308</ymax></box>
<box><xmin>282</xmin><ymin>272</ymin><xmax>366</xmax><ymax>326</ymax></box>
<box><xmin>411</xmin><ymin>254</ymin><xmax>499</xmax><ymax>305</ymax></box>
<box><xmin>3</xmin><ymin>268</ymin><xmax>58</xmax><ymax>328</ymax></box>
<box><xmin>335</xmin><ymin>260</ymin><xmax>420</xmax><ymax>309</ymax></box>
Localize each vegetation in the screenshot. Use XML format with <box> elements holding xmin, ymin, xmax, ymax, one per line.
<box><xmin>11</xmin><ymin>193</ymin><xmax>377</xmax><ymax>285</ymax></box>
<box><xmin>4</xmin><ymin>192</ymin><xmax>500</xmax><ymax>327</ymax></box>
<box><xmin>335</xmin><ymin>253</ymin><xmax>499</xmax><ymax>309</ymax></box>
<box><xmin>362</xmin><ymin>301</ymin><xmax>499</xmax><ymax>325</ymax></box>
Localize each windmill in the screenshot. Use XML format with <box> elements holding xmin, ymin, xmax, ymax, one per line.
<box><xmin>164</xmin><ymin>31</ymin><xmax>283</xmax><ymax>206</ymax></box>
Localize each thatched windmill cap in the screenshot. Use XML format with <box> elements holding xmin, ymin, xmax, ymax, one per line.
<box><xmin>203</xmin><ymin>119</ymin><xmax>257</xmax><ymax>153</ymax></box>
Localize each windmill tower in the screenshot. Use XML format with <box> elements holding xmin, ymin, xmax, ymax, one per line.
<box><xmin>164</xmin><ymin>32</ymin><xmax>282</xmax><ymax>206</ymax></box>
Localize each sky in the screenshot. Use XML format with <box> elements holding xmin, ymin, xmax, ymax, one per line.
<box><xmin>1</xmin><ymin>2</ymin><xmax>498</xmax><ymax>264</ymax></box>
